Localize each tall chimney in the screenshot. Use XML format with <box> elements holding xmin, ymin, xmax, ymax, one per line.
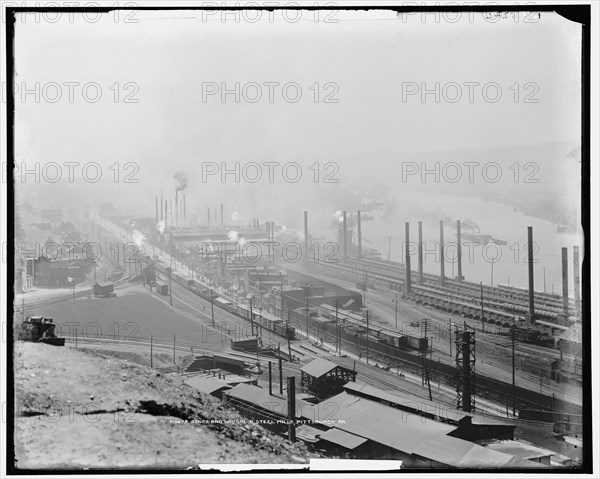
<box><xmin>221</xmin><ymin>203</ymin><xmax>224</xmax><ymax>227</ymax></box>
<box><xmin>304</xmin><ymin>211</ymin><xmax>308</xmax><ymax>264</ymax></box>
<box><xmin>456</xmin><ymin>219</ymin><xmax>464</xmax><ymax>281</ymax></box>
<box><xmin>170</xmin><ymin>199</ymin><xmax>173</xmax><ymax>227</ymax></box>
<box><xmin>562</xmin><ymin>247</ymin><xmax>569</xmax><ymax>317</ymax></box>
<box><xmin>573</xmin><ymin>245</ymin><xmax>581</xmax><ymax>316</ymax></box>
<box><xmin>418</xmin><ymin>221</ymin><xmax>423</xmax><ymax>284</ymax></box>
<box><xmin>183</xmin><ymin>194</ymin><xmax>186</xmax><ymax>225</ymax></box>
<box><xmin>266</xmin><ymin>221</ymin><xmax>270</xmax><ymax>240</ymax></box>
<box><xmin>527</xmin><ymin>226</ymin><xmax>536</xmax><ymax>322</ymax></box>
<box><xmin>287</xmin><ymin>376</ymin><xmax>296</xmax><ymax>442</ymax></box>
<box><xmin>155</xmin><ymin>197</ymin><xmax>159</xmax><ymax>224</ymax></box>
<box><xmin>175</xmin><ymin>191</ymin><xmax>179</xmax><ymax>227</ymax></box>
<box><xmin>439</xmin><ymin>220</ymin><xmax>445</xmax><ymax>286</ymax></box>
<box><xmin>164</xmin><ymin>200</ymin><xmax>168</xmax><ymax>224</ymax></box>
<box><xmin>343</xmin><ymin>211</ymin><xmax>348</xmax><ymax>259</ymax></box>
<box><xmin>405</xmin><ymin>222</ymin><xmax>411</xmax><ymax>294</ymax></box>
<box><xmin>160</xmin><ymin>197</ymin><xmax>164</xmax><ymax>221</ymax></box>
<box><xmin>357</xmin><ymin>211</ymin><xmax>362</xmax><ymax>259</ymax></box>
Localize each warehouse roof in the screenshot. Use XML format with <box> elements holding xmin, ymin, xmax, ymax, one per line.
<box><xmin>320</xmin><ymin>427</ymin><xmax>368</xmax><ymax>450</ymax></box>
<box><xmin>416</xmin><ymin>435</ymin><xmax>540</xmax><ymax>468</ymax></box>
<box><xmin>225</xmin><ymin>383</ymin><xmax>312</xmax><ymax>417</ymax></box>
<box><xmin>300</xmin><ymin>392</ymin><xmax>536</xmax><ymax>468</ymax></box>
<box><xmin>184</xmin><ymin>376</ymin><xmax>231</xmax><ymax>395</ymax></box>
<box><xmin>300</xmin><ymin>358</ymin><xmax>347</xmax><ymax>379</ymax></box>
<box><xmin>486</xmin><ymin>440</ymin><xmax>556</xmax><ymax>461</ymax></box>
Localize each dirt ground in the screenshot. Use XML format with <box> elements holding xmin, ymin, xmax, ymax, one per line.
<box><xmin>13</xmin><ymin>342</ymin><xmax>313</xmax><ymax>470</ymax></box>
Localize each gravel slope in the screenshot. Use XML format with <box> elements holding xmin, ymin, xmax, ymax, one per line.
<box><xmin>13</xmin><ymin>342</ymin><xmax>313</xmax><ymax>470</ymax></box>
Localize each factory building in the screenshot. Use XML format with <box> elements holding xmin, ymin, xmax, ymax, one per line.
<box><xmin>221</xmin><ymin>377</ymin><xmax>545</xmax><ymax>467</ymax></box>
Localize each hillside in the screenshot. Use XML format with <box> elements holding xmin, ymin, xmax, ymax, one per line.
<box><xmin>13</xmin><ymin>342</ymin><xmax>313</xmax><ymax>469</ymax></box>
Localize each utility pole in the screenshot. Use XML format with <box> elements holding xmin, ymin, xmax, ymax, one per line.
<box><xmin>366</xmin><ymin>309</ymin><xmax>370</xmax><ymax>364</ymax></box>
<box><xmin>479</xmin><ymin>281</ymin><xmax>485</xmax><ymax>332</ymax></box>
<box><xmin>306</xmin><ymin>288</ymin><xmax>310</xmax><ymax>340</ymax></box>
<box><xmin>150</xmin><ymin>335</ymin><xmax>153</xmax><ymax>368</ymax></box>
<box><xmin>511</xmin><ymin>326</ymin><xmax>516</xmax><ymax>416</ymax></box>
<box><xmin>250</xmin><ymin>297</ymin><xmax>254</xmax><ymax>336</ymax></box>
<box><xmin>211</xmin><ymin>289</ymin><xmax>215</xmax><ymax>328</ymax></box>
<box><xmin>449</xmin><ymin>320</ymin><xmax>453</xmax><ymax>357</ymax></box>
<box><xmin>167</xmin><ymin>267</ymin><xmax>173</xmax><ymax>306</ymax></box>
<box><xmin>335</xmin><ymin>300</ymin><xmax>339</xmax><ymax>354</ymax></box>
<box><xmin>287</xmin><ymin>309</ymin><xmax>293</xmax><ymax>361</ymax></box>
<box><xmin>393</xmin><ymin>296</ymin><xmax>398</xmax><ymax>330</ymax></box>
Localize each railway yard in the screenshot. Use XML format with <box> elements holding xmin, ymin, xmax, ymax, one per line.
<box><xmin>13</xmin><ymin>206</ymin><xmax>585</xmax><ymax>468</ymax></box>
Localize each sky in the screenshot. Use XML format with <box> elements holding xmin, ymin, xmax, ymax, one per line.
<box><xmin>11</xmin><ymin>8</ymin><xmax>583</xmax><ymax>229</ymax></box>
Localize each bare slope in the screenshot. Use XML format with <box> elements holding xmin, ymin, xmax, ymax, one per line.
<box><xmin>14</xmin><ymin>342</ymin><xmax>312</xmax><ymax>469</ymax></box>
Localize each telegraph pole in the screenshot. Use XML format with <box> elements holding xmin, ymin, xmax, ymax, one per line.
<box><xmin>393</xmin><ymin>296</ymin><xmax>398</xmax><ymax>330</ymax></box>
<box><xmin>511</xmin><ymin>325</ymin><xmax>516</xmax><ymax>416</ymax></box>
<box><xmin>479</xmin><ymin>281</ymin><xmax>485</xmax><ymax>332</ymax></box>
<box><xmin>335</xmin><ymin>300</ymin><xmax>339</xmax><ymax>354</ymax></box>
<box><xmin>365</xmin><ymin>309</ymin><xmax>370</xmax><ymax>364</ymax></box>
<box><xmin>306</xmin><ymin>288</ymin><xmax>310</xmax><ymax>340</ymax></box>
<box><xmin>210</xmin><ymin>289</ymin><xmax>215</xmax><ymax>328</ymax></box>
<box><xmin>250</xmin><ymin>297</ymin><xmax>254</xmax><ymax>336</ymax></box>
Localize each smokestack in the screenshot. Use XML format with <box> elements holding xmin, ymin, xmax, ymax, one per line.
<box><xmin>405</xmin><ymin>222</ymin><xmax>411</xmax><ymax>294</ymax></box>
<box><xmin>439</xmin><ymin>221</ymin><xmax>445</xmax><ymax>286</ymax></box>
<box><xmin>418</xmin><ymin>221</ymin><xmax>423</xmax><ymax>284</ymax></box>
<box><xmin>456</xmin><ymin>219</ymin><xmax>464</xmax><ymax>281</ymax></box>
<box><xmin>527</xmin><ymin>226</ymin><xmax>535</xmax><ymax>322</ymax></box>
<box><xmin>304</xmin><ymin>211</ymin><xmax>308</xmax><ymax>264</ymax></box>
<box><xmin>155</xmin><ymin>197</ymin><xmax>158</xmax><ymax>224</ymax></box>
<box><xmin>183</xmin><ymin>194</ymin><xmax>186</xmax><ymax>225</ymax></box>
<box><xmin>357</xmin><ymin>211</ymin><xmax>362</xmax><ymax>259</ymax></box>
<box><xmin>164</xmin><ymin>200</ymin><xmax>168</xmax><ymax>224</ymax></box>
<box><xmin>266</xmin><ymin>221</ymin><xmax>270</xmax><ymax>240</ymax></box>
<box><xmin>562</xmin><ymin>247</ymin><xmax>569</xmax><ymax>317</ymax></box>
<box><xmin>287</xmin><ymin>376</ymin><xmax>296</xmax><ymax>442</ymax></box>
<box><xmin>271</xmin><ymin>221</ymin><xmax>275</xmax><ymax>242</ymax></box>
<box><xmin>343</xmin><ymin>211</ymin><xmax>348</xmax><ymax>259</ymax></box>
<box><xmin>221</xmin><ymin>203</ymin><xmax>224</xmax><ymax>227</ymax></box>
<box><xmin>170</xmin><ymin>199</ymin><xmax>173</xmax><ymax>227</ymax></box>
<box><xmin>268</xmin><ymin>362</ymin><xmax>272</xmax><ymax>396</ymax></box>
<box><xmin>573</xmin><ymin>246</ymin><xmax>581</xmax><ymax>316</ymax></box>
<box><xmin>175</xmin><ymin>191</ymin><xmax>179</xmax><ymax>227</ymax></box>
<box><xmin>160</xmin><ymin>197</ymin><xmax>164</xmax><ymax>221</ymax></box>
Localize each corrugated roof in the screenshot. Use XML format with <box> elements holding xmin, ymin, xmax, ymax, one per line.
<box><xmin>300</xmin><ymin>358</ymin><xmax>340</xmax><ymax>378</ymax></box>
<box><xmin>320</xmin><ymin>428</ymin><xmax>368</xmax><ymax>450</ymax></box>
<box><xmin>344</xmin><ymin>382</ymin><xmax>514</xmax><ymax>428</ymax></box>
<box><xmin>184</xmin><ymin>376</ymin><xmax>231</xmax><ymax>395</ymax></box>
<box><xmin>300</xmin><ymin>392</ymin><xmax>456</xmax><ymax>449</ymax></box>
<box><xmin>404</xmin><ymin>434</ymin><xmax>540</xmax><ymax>468</ymax></box>
<box><xmin>300</xmin><ymin>392</ymin><xmax>537</xmax><ymax>468</ymax></box>
<box><xmin>486</xmin><ymin>440</ymin><xmax>556</xmax><ymax>460</ymax></box>
<box><xmin>225</xmin><ymin>383</ymin><xmax>312</xmax><ymax>417</ymax></box>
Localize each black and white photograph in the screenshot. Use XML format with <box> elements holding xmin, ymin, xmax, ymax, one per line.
<box><xmin>1</xmin><ymin>1</ymin><xmax>597</xmax><ymax>475</ymax></box>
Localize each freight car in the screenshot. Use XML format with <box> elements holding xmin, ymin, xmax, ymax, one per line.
<box><xmin>236</xmin><ymin>304</ymin><xmax>296</xmax><ymax>340</ymax></box>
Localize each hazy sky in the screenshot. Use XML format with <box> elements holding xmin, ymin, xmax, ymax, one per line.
<box><xmin>12</xmin><ymin>9</ymin><xmax>582</xmax><ymax>226</ymax></box>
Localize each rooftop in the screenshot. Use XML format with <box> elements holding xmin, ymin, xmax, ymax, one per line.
<box><xmin>300</xmin><ymin>358</ymin><xmax>350</xmax><ymax>379</ymax></box>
